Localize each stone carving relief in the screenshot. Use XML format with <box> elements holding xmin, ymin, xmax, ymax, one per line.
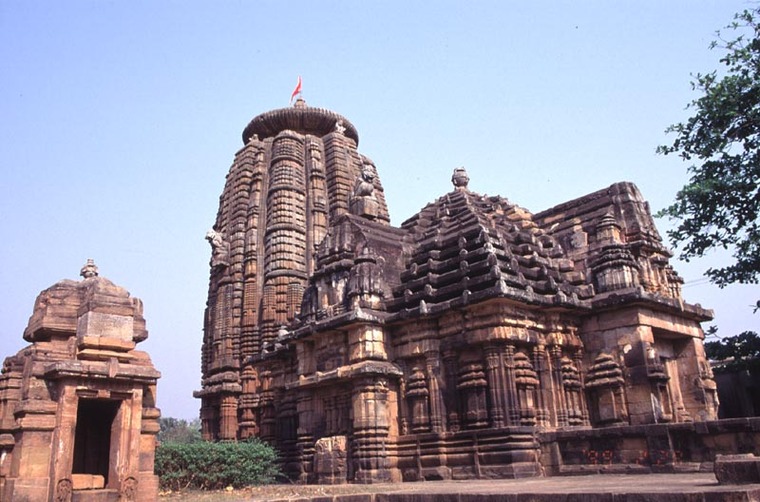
<box><xmin>405</xmin><ymin>366</ymin><xmax>430</xmax><ymax>433</ymax></box>
<box><xmin>314</xmin><ymin>435</ymin><xmax>348</xmax><ymax>484</ymax></box>
<box><xmin>350</xmin><ymin>163</ymin><xmax>380</xmax><ymax>219</ymax></box>
<box><xmin>205</xmin><ymin>229</ymin><xmax>230</xmax><ymax>269</ymax></box>
<box><xmin>121</xmin><ymin>476</ymin><xmax>138</xmax><ymax>501</ymax></box>
<box><xmin>457</xmin><ymin>362</ymin><xmax>488</xmax><ymax>429</ymax></box>
<box><xmin>586</xmin><ymin>352</ymin><xmax>628</xmax><ymax>426</ymax></box>
<box><xmin>55</xmin><ymin>478</ymin><xmax>72</xmax><ymax>502</ymax></box>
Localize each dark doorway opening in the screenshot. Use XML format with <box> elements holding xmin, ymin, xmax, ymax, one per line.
<box><xmin>72</xmin><ymin>399</ymin><xmax>120</xmax><ymax>483</ymax></box>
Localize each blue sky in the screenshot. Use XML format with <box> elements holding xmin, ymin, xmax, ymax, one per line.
<box><xmin>1</xmin><ymin>1</ymin><xmax>758</xmax><ymax>419</ymax></box>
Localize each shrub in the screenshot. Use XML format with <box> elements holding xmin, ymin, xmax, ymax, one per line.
<box><xmin>155</xmin><ymin>439</ymin><xmax>280</xmax><ymax>491</ymax></box>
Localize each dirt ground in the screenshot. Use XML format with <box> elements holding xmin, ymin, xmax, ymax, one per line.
<box><xmin>159</xmin><ymin>483</ymin><xmax>387</xmax><ymax>502</ymax></box>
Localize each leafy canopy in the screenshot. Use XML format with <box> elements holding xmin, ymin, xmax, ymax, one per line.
<box><xmin>704</xmin><ymin>330</ymin><xmax>760</xmax><ymax>373</ymax></box>
<box><xmin>658</xmin><ymin>8</ymin><xmax>760</xmax><ymax>287</ymax></box>
<box><xmin>158</xmin><ymin>417</ymin><xmax>201</xmax><ymax>444</ymax></box>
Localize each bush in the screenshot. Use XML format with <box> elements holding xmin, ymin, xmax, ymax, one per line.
<box><xmin>155</xmin><ymin>439</ymin><xmax>280</xmax><ymax>491</ymax></box>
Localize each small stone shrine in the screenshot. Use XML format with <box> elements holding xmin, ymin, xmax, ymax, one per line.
<box><xmin>196</xmin><ymin>100</ymin><xmax>752</xmax><ymax>484</ymax></box>
<box><xmin>0</xmin><ymin>260</ymin><xmax>161</xmax><ymax>501</ymax></box>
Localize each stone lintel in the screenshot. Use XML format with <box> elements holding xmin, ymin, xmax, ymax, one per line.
<box><xmin>14</xmin><ymin>400</ymin><xmax>57</xmax><ymax>415</ymax></box>
<box><xmin>582</xmin><ymin>305</ymin><xmax>706</xmax><ymax>338</ymax></box>
<box><xmin>290</xmin><ymin>360</ymin><xmax>402</xmax><ymax>390</ymax></box>
<box><xmin>77</xmin><ymin>334</ymin><xmax>136</xmax><ymax>352</ymax></box>
<box><xmin>192</xmin><ymin>383</ymin><xmax>242</xmax><ymax>397</ymax></box>
<box><xmin>24</xmin><ymin>321</ymin><xmax>77</xmax><ymax>342</ymax></box>
<box><xmin>71</xmin><ymin>473</ymin><xmax>105</xmax><ymax>490</ymax></box>
<box><xmin>201</xmin><ymin>370</ymin><xmax>241</xmax><ymax>386</ymax></box>
<box><xmin>15</xmin><ymin>414</ymin><xmax>56</xmax><ymax>431</ymax></box>
<box><xmin>590</xmin><ymin>289</ymin><xmax>713</xmax><ymax>322</ymax></box>
<box><xmin>76</xmin><ymin>348</ymin><xmax>136</xmax><ymax>363</ymax></box>
<box><xmin>43</xmin><ymin>360</ymin><xmax>160</xmax><ymax>383</ymax></box>
<box><xmin>292</xmin><ymin>309</ymin><xmax>389</xmax><ymax>340</ymax></box>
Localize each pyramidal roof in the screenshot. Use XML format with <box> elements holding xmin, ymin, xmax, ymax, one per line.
<box><xmin>388</xmin><ymin>175</ymin><xmax>593</xmax><ymax>315</ymax></box>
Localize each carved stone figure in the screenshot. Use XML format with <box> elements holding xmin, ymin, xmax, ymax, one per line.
<box><xmin>349</xmin><ymin>163</ymin><xmax>380</xmax><ymax>218</ymax></box>
<box><xmin>353</xmin><ymin>164</ymin><xmax>376</xmax><ymax>197</ymax></box>
<box><xmin>205</xmin><ymin>228</ymin><xmax>230</xmax><ymax>268</ymax></box>
<box><xmin>54</xmin><ymin>479</ymin><xmax>72</xmax><ymax>502</ymax></box>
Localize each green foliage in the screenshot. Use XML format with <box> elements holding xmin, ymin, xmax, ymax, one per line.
<box><xmin>704</xmin><ymin>330</ymin><xmax>760</xmax><ymax>373</ymax></box>
<box><xmin>158</xmin><ymin>417</ymin><xmax>202</xmax><ymax>444</ymax></box>
<box><xmin>658</xmin><ymin>8</ymin><xmax>760</xmax><ymax>287</ymax></box>
<box><xmin>154</xmin><ymin>439</ymin><xmax>280</xmax><ymax>491</ymax></box>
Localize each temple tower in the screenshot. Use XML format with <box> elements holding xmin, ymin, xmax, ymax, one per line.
<box><xmin>196</xmin><ymin>100</ymin><xmax>391</xmax><ymax>440</ymax></box>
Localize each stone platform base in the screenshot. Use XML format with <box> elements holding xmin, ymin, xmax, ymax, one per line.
<box><xmin>71</xmin><ymin>489</ymin><xmax>119</xmax><ymax>502</ymax></box>
<box><xmin>715</xmin><ymin>454</ymin><xmax>760</xmax><ymax>485</ymax></box>
<box><xmin>262</xmin><ymin>473</ymin><xmax>760</xmax><ymax>502</ymax></box>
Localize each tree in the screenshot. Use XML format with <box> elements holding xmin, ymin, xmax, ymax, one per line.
<box><xmin>704</xmin><ymin>330</ymin><xmax>760</xmax><ymax>373</ymax></box>
<box><xmin>157</xmin><ymin>417</ymin><xmax>202</xmax><ymax>444</ymax></box>
<box><xmin>658</xmin><ymin>8</ymin><xmax>760</xmax><ymax>288</ymax></box>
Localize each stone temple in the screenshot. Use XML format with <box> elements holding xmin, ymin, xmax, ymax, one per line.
<box><xmin>196</xmin><ymin>99</ymin><xmax>740</xmax><ymax>484</ymax></box>
<box><xmin>0</xmin><ymin>260</ymin><xmax>161</xmax><ymax>501</ymax></box>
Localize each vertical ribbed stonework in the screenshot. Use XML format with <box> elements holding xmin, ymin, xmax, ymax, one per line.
<box><xmin>197</xmin><ymin>99</ymin><xmax>390</xmax><ymax>440</ymax></box>
<box><xmin>241</xmin><ymin>139</ymin><xmax>267</xmax><ymax>359</ymax></box>
<box><xmin>323</xmin><ymin>132</ymin><xmax>354</xmax><ymax>221</ymax></box>
<box><xmin>261</xmin><ymin>129</ymin><xmax>308</xmax><ymax>346</ymax></box>
<box><xmin>306</xmin><ymin>138</ymin><xmax>328</xmax><ymax>274</ymax></box>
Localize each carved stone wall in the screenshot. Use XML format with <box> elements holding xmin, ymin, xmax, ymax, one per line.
<box><xmin>197</xmin><ymin>102</ymin><xmax>719</xmax><ymax>483</ymax></box>
<box><xmin>0</xmin><ymin>262</ymin><xmax>160</xmax><ymax>501</ymax></box>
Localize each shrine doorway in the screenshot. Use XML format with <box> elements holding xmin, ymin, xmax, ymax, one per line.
<box><xmin>72</xmin><ymin>399</ymin><xmax>120</xmax><ymax>484</ymax></box>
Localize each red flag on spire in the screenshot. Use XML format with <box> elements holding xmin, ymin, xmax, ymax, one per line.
<box><xmin>290</xmin><ymin>76</ymin><xmax>302</xmax><ymax>103</ymax></box>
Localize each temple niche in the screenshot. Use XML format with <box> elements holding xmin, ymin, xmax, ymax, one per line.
<box><xmin>0</xmin><ymin>261</ymin><xmax>161</xmax><ymax>502</ymax></box>
<box><xmin>196</xmin><ymin>100</ymin><xmax>733</xmax><ymax>484</ymax></box>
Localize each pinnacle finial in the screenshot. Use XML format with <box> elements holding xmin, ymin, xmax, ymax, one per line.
<box><xmin>80</xmin><ymin>259</ymin><xmax>99</xmax><ymax>279</ymax></box>
<box><xmin>452</xmin><ymin>167</ymin><xmax>469</xmax><ymax>190</ymax></box>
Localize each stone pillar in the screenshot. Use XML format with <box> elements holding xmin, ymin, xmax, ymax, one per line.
<box><xmin>442</xmin><ymin>351</ymin><xmax>460</xmax><ymax>432</ymax></box>
<box><xmin>296</xmin><ymin>391</ymin><xmax>315</xmax><ymax>483</ymax></box>
<box><xmin>397</xmin><ymin>361</ymin><xmax>409</xmax><ymax>436</ymax></box>
<box><xmin>49</xmin><ymin>384</ymin><xmax>77</xmax><ymax>501</ymax></box>
<box><xmin>484</xmin><ymin>343</ymin><xmax>507</xmax><ymax>428</ymax></box>
<box><xmin>219</xmin><ymin>394</ymin><xmax>238</xmax><ymax>440</ymax></box>
<box><xmin>504</xmin><ymin>344</ymin><xmax>520</xmax><ymax>425</ymax></box>
<box><xmin>532</xmin><ymin>344</ymin><xmax>550</xmax><ymax>426</ymax></box>
<box><xmin>351</xmin><ymin>377</ymin><xmax>394</xmax><ymax>483</ymax></box>
<box><xmin>424</xmin><ymin>351</ymin><xmax>445</xmax><ymax>433</ymax></box>
<box><xmin>199</xmin><ymin>401</ymin><xmax>218</xmax><ymax>441</ymax></box>
<box><xmin>573</xmin><ymin>349</ymin><xmax>590</xmax><ymax>425</ymax></box>
<box><xmin>405</xmin><ymin>367</ymin><xmax>430</xmax><ymax>433</ymax></box>
<box><xmin>549</xmin><ymin>345</ymin><xmax>568</xmax><ymax>427</ymax></box>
